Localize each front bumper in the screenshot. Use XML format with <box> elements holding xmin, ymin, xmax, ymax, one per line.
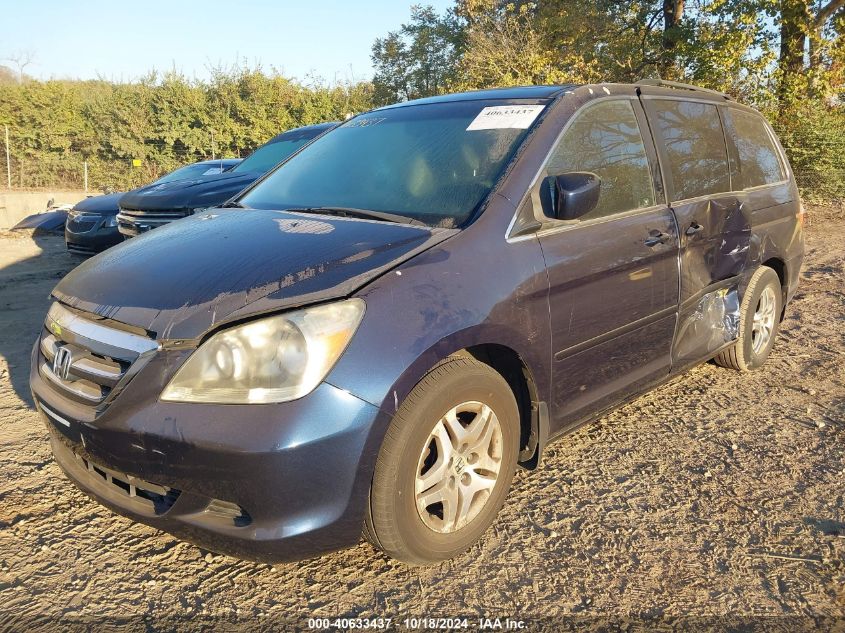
<box><xmin>65</xmin><ymin>218</ymin><xmax>122</xmax><ymax>255</ymax></box>
<box><xmin>31</xmin><ymin>341</ymin><xmax>387</xmax><ymax>563</ymax></box>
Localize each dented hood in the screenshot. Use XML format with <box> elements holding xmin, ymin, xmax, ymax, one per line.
<box><xmin>52</xmin><ymin>209</ymin><xmax>455</xmax><ymax>340</ymax></box>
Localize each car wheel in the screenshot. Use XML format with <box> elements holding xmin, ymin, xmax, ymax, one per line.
<box><xmin>364</xmin><ymin>357</ymin><xmax>519</xmax><ymax>564</ymax></box>
<box><xmin>714</xmin><ymin>266</ymin><xmax>782</xmax><ymax>371</ymax></box>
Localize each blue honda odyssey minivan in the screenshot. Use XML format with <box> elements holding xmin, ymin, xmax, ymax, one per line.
<box><xmin>31</xmin><ymin>81</ymin><xmax>804</xmax><ymax>564</ymax></box>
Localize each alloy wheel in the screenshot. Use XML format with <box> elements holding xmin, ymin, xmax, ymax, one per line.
<box><xmin>414</xmin><ymin>401</ymin><xmax>503</xmax><ymax>534</ymax></box>
<box><xmin>751</xmin><ymin>285</ymin><xmax>777</xmax><ymax>354</ymax></box>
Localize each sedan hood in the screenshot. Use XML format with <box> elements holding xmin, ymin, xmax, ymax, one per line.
<box><xmin>11</xmin><ymin>210</ymin><xmax>68</xmax><ymax>233</ymax></box>
<box><xmin>52</xmin><ymin>209</ymin><xmax>455</xmax><ymax>340</ymax></box>
<box><xmin>117</xmin><ymin>171</ymin><xmax>260</xmax><ymax>212</ymax></box>
<box><xmin>73</xmin><ymin>192</ymin><xmax>124</xmax><ymax>214</ymax></box>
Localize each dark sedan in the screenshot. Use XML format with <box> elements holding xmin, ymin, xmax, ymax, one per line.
<box><xmin>116</xmin><ymin>123</ymin><xmax>336</xmax><ymax>237</ymax></box>
<box><xmin>65</xmin><ymin>159</ymin><xmax>241</xmax><ymax>255</ymax></box>
<box><xmin>64</xmin><ymin>193</ymin><xmax>125</xmax><ymax>255</ymax></box>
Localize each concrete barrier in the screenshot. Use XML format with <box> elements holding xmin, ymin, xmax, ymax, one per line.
<box><xmin>0</xmin><ymin>190</ymin><xmax>89</xmax><ymax>229</ymax></box>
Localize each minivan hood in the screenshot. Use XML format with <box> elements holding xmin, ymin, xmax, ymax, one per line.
<box><xmin>117</xmin><ymin>171</ymin><xmax>260</xmax><ymax>212</ymax></box>
<box><xmin>52</xmin><ymin>209</ymin><xmax>455</xmax><ymax>340</ymax></box>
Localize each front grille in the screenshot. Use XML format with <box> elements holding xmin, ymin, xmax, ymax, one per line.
<box><xmin>73</xmin><ymin>449</ymin><xmax>181</xmax><ymax>514</ymax></box>
<box><xmin>67</xmin><ymin>217</ymin><xmax>98</xmax><ymax>233</ymax></box>
<box><xmin>118</xmin><ymin>207</ymin><xmax>189</xmax><ymax>220</ymax></box>
<box><xmin>117</xmin><ymin>208</ymin><xmax>188</xmax><ymax>233</ymax></box>
<box><xmin>38</xmin><ymin>302</ymin><xmax>159</xmax><ymax>408</ymax></box>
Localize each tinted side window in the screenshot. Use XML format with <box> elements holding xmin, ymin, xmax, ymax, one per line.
<box><xmin>722</xmin><ymin>108</ymin><xmax>784</xmax><ymax>188</ymax></box>
<box><xmin>546</xmin><ymin>100</ymin><xmax>655</xmax><ymax>220</ymax></box>
<box><xmin>652</xmin><ymin>100</ymin><xmax>730</xmax><ymax>201</ymax></box>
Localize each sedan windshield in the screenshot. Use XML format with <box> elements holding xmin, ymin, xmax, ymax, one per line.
<box><xmin>233</xmin><ymin>128</ymin><xmax>328</xmax><ymax>175</ymax></box>
<box><xmin>239</xmin><ymin>100</ymin><xmax>547</xmax><ymax>227</ymax></box>
<box><xmin>155</xmin><ymin>161</ymin><xmax>234</xmax><ymax>184</ymax></box>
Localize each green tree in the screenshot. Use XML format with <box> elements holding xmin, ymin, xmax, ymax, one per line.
<box><xmin>371</xmin><ymin>5</ymin><xmax>463</xmax><ymax>104</ymax></box>
<box><xmin>369</xmin><ymin>0</ymin><xmax>845</xmax><ymax>201</ymax></box>
<box><xmin>453</xmin><ymin>2</ymin><xmax>596</xmax><ymax>88</ymax></box>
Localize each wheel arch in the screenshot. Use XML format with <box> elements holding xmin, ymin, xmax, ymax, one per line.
<box><xmin>459</xmin><ymin>343</ymin><xmax>547</xmax><ymax>470</ymax></box>
<box><xmin>375</xmin><ymin>327</ymin><xmax>550</xmax><ymax>472</ymax></box>
<box><xmin>761</xmin><ymin>256</ymin><xmax>787</xmax><ymax>320</ymax></box>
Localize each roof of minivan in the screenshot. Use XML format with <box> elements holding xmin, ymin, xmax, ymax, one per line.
<box><xmin>377</xmin><ymin>85</ymin><xmax>577</xmax><ymax>109</ymax></box>
<box><xmin>377</xmin><ymin>81</ymin><xmax>736</xmax><ymax>111</ymax></box>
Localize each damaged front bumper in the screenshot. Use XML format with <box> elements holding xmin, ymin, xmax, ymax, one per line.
<box><xmin>31</xmin><ymin>340</ymin><xmax>386</xmax><ymax>563</ymax></box>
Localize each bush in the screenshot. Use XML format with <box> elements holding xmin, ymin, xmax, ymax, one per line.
<box><xmin>772</xmin><ymin>101</ymin><xmax>845</xmax><ymax>202</ymax></box>
<box><xmin>0</xmin><ymin>68</ymin><xmax>373</xmax><ymax>191</ymax></box>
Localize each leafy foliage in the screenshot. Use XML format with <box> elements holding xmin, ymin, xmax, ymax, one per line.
<box><xmin>773</xmin><ymin>101</ymin><xmax>845</xmax><ymax>201</ymax></box>
<box><xmin>371</xmin><ymin>1</ymin><xmax>845</xmax><ymax>200</ymax></box>
<box><xmin>2</xmin><ymin>3</ymin><xmax>844</xmax><ymax>200</ymax></box>
<box><xmin>0</xmin><ymin>66</ymin><xmax>373</xmax><ymax>190</ymax></box>
<box><xmin>371</xmin><ymin>6</ymin><xmax>463</xmax><ymax>104</ymax></box>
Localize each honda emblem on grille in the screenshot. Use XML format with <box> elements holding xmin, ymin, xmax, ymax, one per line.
<box><xmin>52</xmin><ymin>346</ymin><xmax>73</xmax><ymax>381</ymax></box>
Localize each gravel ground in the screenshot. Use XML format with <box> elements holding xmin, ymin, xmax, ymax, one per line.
<box><xmin>0</xmin><ymin>208</ymin><xmax>843</xmax><ymax>632</ymax></box>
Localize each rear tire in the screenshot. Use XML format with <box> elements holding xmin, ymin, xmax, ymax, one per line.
<box><xmin>365</xmin><ymin>357</ymin><xmax>519</xmax><ymax>564</ymax></box>
<box><xmin>714</xmin><ymin>266</ymin><xmax>782</xmax><ymax>371</ymax></box>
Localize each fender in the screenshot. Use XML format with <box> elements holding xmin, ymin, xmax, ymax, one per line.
<box><xmin>329</xmin><ymin>323</ymin><xmax>551</xmax><ymax>471</ymax></box>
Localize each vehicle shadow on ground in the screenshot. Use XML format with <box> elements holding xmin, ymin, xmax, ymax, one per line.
<box><xmin>804</xmin><ymin>517</ymin><xmax>845</xmax><ymax>538</ymax></box>
<box><xmin>0</xmin><ymin>230</ymin><xmax>82</xmax><ymax>407</ymax></box>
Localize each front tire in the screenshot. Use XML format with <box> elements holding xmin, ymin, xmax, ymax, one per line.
<box><xmin>365</xmin><ymin>357</ymin><xmax>519</xmax><ymax>564</ymax></box>
<box><xmin>714</xmin><ymin>266</ymin><xmax>782</xmax><ymax>371</ymax></box>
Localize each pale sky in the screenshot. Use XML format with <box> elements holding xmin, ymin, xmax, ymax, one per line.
<box><xmin>0</xmin><ymin>0</ymin><xmax>454</xmax><ymax>83</ymax></box>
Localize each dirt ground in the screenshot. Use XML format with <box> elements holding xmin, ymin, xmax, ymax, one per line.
<box><xmin>0</xmin><ymin>208</ymin><xmax>843</xmax><ymax>632</ymax></box>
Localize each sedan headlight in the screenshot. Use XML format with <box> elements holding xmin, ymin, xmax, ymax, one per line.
<box><xmin>161</xmin><ymin>299</ymin><xmax>365</xmax><ymax>404</ymax></box>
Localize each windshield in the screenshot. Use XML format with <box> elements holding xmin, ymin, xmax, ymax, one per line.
<box><xmin>155</xmin><ymin>162</ymin><xmax>232</xmax><ymax>184</ymax></box>
<box><xmin>233</xmin><ymin>135</ymin><xmax>317</xmax><ymax>174</ymax></box>
<box><xmin>239</xmin><ymin>100</ymin><xmax>546</xmax><ymax>227</ymax></box>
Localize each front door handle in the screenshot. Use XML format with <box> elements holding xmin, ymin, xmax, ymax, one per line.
<box><xmin>644</xmin><ymin>232</ymin><xmax>668</xmax><ymax>247</ymax></box>
<box><xmin>685</xmin><ymin>222</ymin><xmax>703</xmax><ymax>236</ymax></box>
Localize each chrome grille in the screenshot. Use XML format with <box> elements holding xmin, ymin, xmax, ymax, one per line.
<box><xmin>117</xmin><ymin>208</ymin><xmax>188</xmax><ymax>233</ymax></box>
<box><xmin>38</xmin><ymin>302</ymin><xmax>159</xmax><ymax>406</ymax></box>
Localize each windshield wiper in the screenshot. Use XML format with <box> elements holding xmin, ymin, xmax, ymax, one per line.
<box><xmin>219</xmin><ymin>200</ymin><xmax>248</xmax><ymax>208</ymax></box>
<box><xmin>286</xmin><ymin>206</ymin><xmax>426</xmax><ymax>226</ymax></box>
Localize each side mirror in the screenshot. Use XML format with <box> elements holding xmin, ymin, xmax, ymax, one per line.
<box><xmin>541</xmin><ymin>171</ymin><xmax>601</xmax><ymax>221</ymax></box>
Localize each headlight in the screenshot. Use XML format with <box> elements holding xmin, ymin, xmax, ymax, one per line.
<box><xmin>103</xmin><ymin>215</ymin><xmax>118</xmax><ymax>227</ymax></box>
<box><xmin>160</xmin><ymin>299</ymin><xmax>365</xmax><ymax>404</ymax></box>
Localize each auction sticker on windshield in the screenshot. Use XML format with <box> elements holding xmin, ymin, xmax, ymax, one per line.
<box><xmin>466</xmin><ymin>105</ymin><xmax>545</xmax><ymax>130</ymax></box>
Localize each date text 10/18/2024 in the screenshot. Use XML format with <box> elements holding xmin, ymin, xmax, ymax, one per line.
<box><xmin>307</xmin><ymin>617</ymin><xmax>528</xmax><ymax>630</ymax></box>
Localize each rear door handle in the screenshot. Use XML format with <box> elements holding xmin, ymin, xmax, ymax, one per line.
<box><xmin>644</xmin><ymin>232</ymin><xmax>668</xmax><ymax>247</ymax></box>
<box><xmin>685</xmin><ymin>222</ymin><xmax>703</xmax><ymax>236</ymax></box>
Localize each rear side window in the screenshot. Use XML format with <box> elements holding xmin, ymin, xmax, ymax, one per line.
<box><xmin>651</xmin><ymin>100</ymin><xmax>730</xmax><ymax>201</ymax></box>
<box><xmin>545</xmin><ymin>99</ymin><xmax>655</xmax><ymax>219</ymax></box>
<box><xmin>722</xmin><ymin>108</ymin><xmax>784</xmax><ymax>188</ymax></box>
